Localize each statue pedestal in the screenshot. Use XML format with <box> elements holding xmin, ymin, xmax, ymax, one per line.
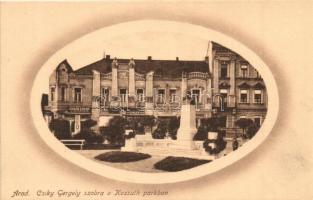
<box><xmin>176</xmin><ymin>104</ymin><xmax>197</xmax><ymax>149</ymax></box>
<box><xmin>122</xmin><ymin>103</ymin><xmax>215</xmax><ymax>159</ymax></box>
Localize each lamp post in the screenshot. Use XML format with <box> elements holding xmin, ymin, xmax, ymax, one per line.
<box><xmin>232</xmin><ymin>108</ymin><xmax>239</xmax><ymax>151</ymax></box>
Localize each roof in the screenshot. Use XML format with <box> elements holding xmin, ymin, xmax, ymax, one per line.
<box><xmin>238</xmin><ymin>82</ymin><xmax>251</xmax><ymax>89</ymax></box>
<box><xmin>219</xmin><ymin>82</ymin><xmax>231</xmax><ymax>89</ymax></box>
<box><xmin>57</xmin><ymin>60</ymin><xmax>74</xmax><ymax>73</ymax></box>
<box><xmin>252</xmin><ymin>82</ymin><xmax>265</xmax><ymax>89</ymax></box>
<box><xmin>73</xmin><ymin>58</ymin><xmax>209</xmax><ymax>78</ymax></box>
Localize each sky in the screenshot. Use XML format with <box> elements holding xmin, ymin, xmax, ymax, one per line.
<box><xmin>65</xmin><ymin>31</ymin><xmax>210</xmax><ymax>69</ymax></box>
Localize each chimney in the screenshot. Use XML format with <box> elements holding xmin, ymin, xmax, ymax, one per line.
<box><xmin>176</xmin><ymin>57</ymin><xmax>179</xmax><ymax>61</ymax></box>
<box><xmin>147</xmin><ymin>56</ymin><xmax>152</xmax><ymax>61</ymax></box>
<box><xmin>106</xmin><ymin>55</ymin><xmax>110</xmax><ymax>60</ymax></box>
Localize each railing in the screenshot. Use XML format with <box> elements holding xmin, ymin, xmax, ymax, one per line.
<box><xmin>101</xmin><ymin>73</ymin><xmax>112</xmax><ymax>79</ymax></box>
<box><xmin>188</xmin><ymin>72</ymin><xmax>207</xmax><ymax>79</ymax></box>
<box><xmin>135</xmin><ymin>73</ymin><xmax>145</xmax><ymax>81</ymax></box>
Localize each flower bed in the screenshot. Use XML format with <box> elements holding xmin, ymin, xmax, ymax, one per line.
<box><xmin>154</xmin><ymin>156</ymin><xmax>211</xmax><ymax>172</ymax></box>
<box><xmin>95</xmin><ymin>151</ymin><xmax>151</xmax><ymax>162</ymax></box>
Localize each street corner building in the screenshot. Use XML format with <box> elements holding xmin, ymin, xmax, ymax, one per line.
<box><xmin>43</xmin><ymin>42</ymin><xmax>268</xmax><ymax>137</ymax></box>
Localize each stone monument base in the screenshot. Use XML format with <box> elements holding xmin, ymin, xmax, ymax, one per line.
<box><xmin>122</xmin><ymin>137</ymin><xmax>216</xmax><ymax>160</ymax></box>
<box><xmin>121</xmin><ymin>103</ymin><xmax>217</xmax><ymax>159</ymax></box>
<box><xmin>169</xmin><ymin>140</ymin><xmax>196</xmax><ymax>150</ymax></box>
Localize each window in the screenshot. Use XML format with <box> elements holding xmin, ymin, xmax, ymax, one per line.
<box><xmin>60</xmin><ymin>87</ymin><xmax>66</xmax><ymax>101</ymax></box>
<box><xmin>191</xmin><ymin>89</ymin><xmax>200</xmax><ymax>104</ymax></box>
<box><xmin>240</xmin><ymin>89</ymin><xmax>248</xmax><ymax>103</ymax></box>
<box><xmin>157</xmin><ymin>89</ymin><xmax>165</xmax><ymax>103</ymax></box>
<box><xmin>254</xmin><ymin>90</ymin><xmax>262</xmax><ymax>104</ymax></box>
<box><xmin>74</xmin><ymin>88</ymin><xmax>82</xmax><ymax>102</ymax></box>
<box><xmin>220</xmin><ymin>63</ymin><xmax>228</xmax><ymax>78</ymax></box>
<box><xmin>136</xmin><ymin>89</ymin><xmax>144</xmax><ymax>102</ymax></box>
<box><xmin>50</xmin><ymin>87</ymin><xmax>55</xmax><ymax>101</ymax></box>
<box><xmin>220</xmin><ymin>89</ymin><xmax>228</xmax><ymax>107</ymax></box>
<box><xmin>119</xmin><ymin>89</ymin><xmax>127</xmax><ymax>102</ymax></box>
<box><xmin>240</xmin><ymin>65</ymin><xmax>248</xmax><ymax>78</ymax></box>
<box><xmin>101</xmin><ymin>88</ymin><xmax>110</xmax><ymax>104</ymax></box>
<box><xmin>156</xmin><ymin>89</ymin><xmax>165</xmax><ymax>103</ymax></box>
<box><xmin>169</xmin><ymin>89</ymin><xmax>177</xmax><ymax>103</ymax></box>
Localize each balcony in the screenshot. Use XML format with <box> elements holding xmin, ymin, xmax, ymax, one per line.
<box><xmin>101</xmin><ymin>73</ymin><xmax>112</xmax><ymax>80</ymax></box>
<box><xmin>188</xmin><ymin>72</ymin><xmax>207</xmax><ymax>80</ymax></box>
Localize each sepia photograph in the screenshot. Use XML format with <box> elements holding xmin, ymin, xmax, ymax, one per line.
<box><xmin>41</xmin><ymin>38</ymin><xmax>268</xmax><ymax>173</ymax></box>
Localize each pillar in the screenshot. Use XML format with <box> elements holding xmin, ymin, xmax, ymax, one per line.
<box><xmin>128</xmin><ymin>60</ymin><xmax>135</xmax><ymax>96</ymax></box>
<box><xmin>205</xmin><ymin>76</ymin><xmax>212</xmax><ymax>111</ymax></box>
<box><xmin>145</xmin><ymin>71</ymin><xmax>154</xmax><ymax>101</ymax></box>
<box><xmin>212</xmin><ymin>58</ymin><xmax>219</xmax><ymax>95</ymax></box>
<box><xmin>145</xmin><ymin>71</ymin><xmax>154</xmax><ymax>114</ymax></box>
<box><xmin>229</xmin><ymin>59</ymin><xmax>236</xmax><ymax>107</ymax></box>
<box><xmin>181</xmin><ymin>72</ymin><xmax>188</xmax><ymax>100</ymax></box>
<box><xmin>92</xmin><ymin>70</ymin><xmax>100</xmax><ymax>120</ymax></box>
<box><xmin>111</xmin><ymin>59</ymin><xmax>118</xmax><ymax>96</ymax></box>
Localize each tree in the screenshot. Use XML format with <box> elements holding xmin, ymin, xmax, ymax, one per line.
<box><xmin>99</xmin><ymin>126</ymin><xmax>114</xmax><ymax>143</ymax></box>
<box><xmin>99</xmin><ymin>116</ymin><xmax>126</xmax><ymax>145</ymax></box>
<box><xmin>246</xmin><ymin>122</ymin><xmax>260</xmax><ymax>139</ymax></box>
<box><xmin>194</xmin><ymin>125</ymin><xmax>208</xmax><ymax>141</ymax></box>
<box><xmin>167</xmin><ymin>117</ymin><xmax>180</xmax><ymax>140</ymax></box>
<box><xmin>203</xmin><ymin>131</ymin><xmax>227</xmax><ymax>155</ymax></box>
<box><xmin>73</xmin><ymin>130</ymin><xmax>103</xmax><ymax>144</ymax></box>
<box><xmin>207</xmin><ymin>116</ymin><xmax>226</xmax><ymax>132</ymax></box>
<box><xmin>81</xmin><ymin>119</ymin><xmax>97</xmax><ymax>131</ymax></box>
<box><xmin>141</xmin><ymin>115</ymin><xmax>156</xmax><ymax>133</ymax></box>
<box><xmin>49</xmin><ymin>118</ymin><xmax>71</xmax><ymax>140</ymax></box>
<box><xmin>194</xmin><ymin>118</ymin><xmax>211</xmax><ymax>141</ymax></box>
<box><xmin>151</xmin><ymin>117</ymin><xmax>180</xmax><ymax>139</ymax></box>
<box><xmin>152</xmin><ymin>119</ymin><xmax>167</xmax><ymax>139</ymax></box>
<box><xmin>126</xmin><ymin>117</ymin><xmax>144</xmax><ymax>134</ymax></box>
<box><xmin>235</xmin><ymin>118</ymin><xmax>254</xmax><ymax>138</ymax></box>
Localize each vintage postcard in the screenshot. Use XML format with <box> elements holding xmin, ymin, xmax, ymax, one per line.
<box><xmin>1</xmin><ymin>2</ymin><xmax>312</xmax><ymax>200</ymax></box>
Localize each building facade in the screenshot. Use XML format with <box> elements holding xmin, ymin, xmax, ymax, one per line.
<box><xmin>46</xmin><ymin>42</ymin><xmax>267</xmax><ymax>136</ymax></box>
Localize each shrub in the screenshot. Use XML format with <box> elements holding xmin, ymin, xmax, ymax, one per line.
<box><xmin>235</xmin><ymin>118</ymin><xmax>254</xmax><ymax>137</ymax></box>
<box><xmin>194</xmin><ymin>117</ymin><xmax>227</xmax><ymax>141</ymax></box>
<box><xmin>154</xmin><ymin>156</ymin><xmax>211</xmax><ymax>172</ymax></box>
<box><xmin>81</xmin><ymin>119</ymin><xmax>97</xmax><ymax>130</ymax></box>
<box><xmin>232</xmin><ymin>139</ymin><xmax>239</xmax><ymax>151</ymax></box>
<box><xmin>49</xmin><ymin>118</ymin><xmax>71</xmax><ymax>140</ymax></box>
<box><xmin>124</xmin><ymin>130</ymin><xmax>136</xmax><ymax>139</ymax></box>
<box><xmin>167</xmin><ymin>117</ymin><xmax>180</xmax><ymax>139</ymax></box>
<box><xmin>152</xmin><ymin>117</ymin><xmax>180</xmax><ymax>139</ymax></box>
<box><xmin>203</xmin><ymin>131</ymin><xmax>226</xmax><ymax>155</ymax></box>
<box><xmin>207</xmin><ymin>116</ymin><xmax>226</xmax><ymax>132</ymax></box>
<box><xmin>141</xmin><ymin>115</ymin><xmax>156</xmax><ymax>133</ymax></box>
<box><xmin>99</xmin><ymin>116</ymin><xmax>127</xmax><ymax>145</ymax></box>
<box><xmin>73</xmin><ymin>130</ymin><xmax>104</xmax><ymax>144</ymax></box>
<box><xmin>193</xmin><ymin>125</ymin><xmax>208</xmax><ymax>141</ymax></box>
<box><xmin>126</xmin><ymin>116</ymin><xmax>144</xmax><ymax>134</ymax></box>
<box><xmin>152</xmin><ymin>119</ymin><xmax>167</xmax><ymax>139</ymax></box>
<box><xmin>246</xmin><ymin>122</ymin><xmax>260</xmax><ymax>139</ymax></box>
<box><xmin>95</xmin><ymin>151</ymin><xmax>151</xmax><ymax>162</ymax></box>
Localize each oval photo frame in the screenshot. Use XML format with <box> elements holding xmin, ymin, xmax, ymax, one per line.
<box><xmin>31</xmin><ymin>20</ymin><xmax>279</xmax><ymax>184</ymax></box>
